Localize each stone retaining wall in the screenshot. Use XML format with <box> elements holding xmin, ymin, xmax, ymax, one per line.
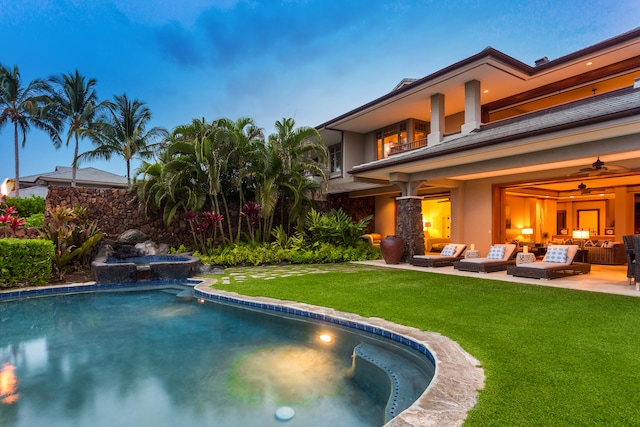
<box><xmin>46</xmin><ymin>186</ymin><xmax>191</xmax><ymax>248</ymax></box>
<box><xmin>6</xmin><ymin>186</ymin><xmax>372</xmax><ymax>248</ymax></box>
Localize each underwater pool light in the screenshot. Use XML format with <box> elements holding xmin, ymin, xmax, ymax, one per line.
<box><xmin>318</xmin><ymin>334</ymin><xmax>332</xmax><ymax>343</ymax></box>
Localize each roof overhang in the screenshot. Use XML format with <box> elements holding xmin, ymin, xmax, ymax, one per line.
<box><xmin>317</xmin><ymin>28</ymin><xmax>640</xmax><ymax>134</ymax></box>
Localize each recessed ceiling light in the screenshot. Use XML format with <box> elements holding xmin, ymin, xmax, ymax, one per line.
<box><xmin>586</xmin><ymin>61</ymin><xmax>593</xmax><ymax>66</ymax></box>
<box><xmin>483</xmin><ymin>89</ymin><xmax>489</xmax><ymax>93</ymax></box>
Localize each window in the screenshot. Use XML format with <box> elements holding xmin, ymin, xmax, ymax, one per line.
<box><xmin>329</xmin><ymin>144</ymin><xmax>342</xmax><ymax>178</ymax></box>
<box><xmin>414</xmin><ymin>122</ymin><xmax>428</xmax><ymax>143</ymax></box>
<box><xmin>376</xmin><ymin>123</ymin><xmax>407</xmax><ymax>159</ymax></box>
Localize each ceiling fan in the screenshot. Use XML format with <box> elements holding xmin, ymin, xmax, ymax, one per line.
<box><xmin>570</xmin><ymin>157</ymin><xmax>629</xmax><ymax>177</ymax></box>
<box><xmin>572</xmin><ymin>182</ymin><xmax>609</xmax><ymax>195</ymax></box>
<box><xmin>577</xmin><ymin>182</ymin><xmax>591</xmax><ymax>194</ymax></box>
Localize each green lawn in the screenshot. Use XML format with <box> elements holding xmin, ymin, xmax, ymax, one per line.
<box><xmin>204</xmin><ymin>263</ymin><xmax>640</xmax><ymax>426</ymax></box>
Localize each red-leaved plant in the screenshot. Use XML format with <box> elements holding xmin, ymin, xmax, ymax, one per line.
<box><xmin>184</xmin><ymin>210</ymin><xmax>224</xmax><ymax>254</ymax></box>
<box><xmin>240</xmin><ymin>201</ymin><xmax>262</xmax><ymax>245</ymax></box>
<box><xmin>0</xmin><ymin>204</ymin><xmax>26</xmax><ymax>232</ymax></box>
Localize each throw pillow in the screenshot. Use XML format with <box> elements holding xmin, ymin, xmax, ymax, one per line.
<box><xmin>486</xmin><ymin>246</ymin><xmax>506</xmax><ymax>259</ymax></box>
<box><xmin>584</xmin><ymin>240</ymin><xmax>595</xmax><ymax>247</ymax></box>
<box><xmin>543</xmin><ymin>246</ymin><xmax>569</xmax><ymax>263</ymax></box>
<box><xmin>440</xmin><ymin>244</ymin><xmax>457</xmax><ymax>257</ymax></box>
<box><xmin>604</xmin><ymin>240</ymin><xmax>616</xmax><ymax>249</ymax></box>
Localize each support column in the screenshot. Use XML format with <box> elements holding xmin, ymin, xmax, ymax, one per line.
<box><xmin>461</xmin><ymin>80</ymin><xmax>481</xmax><ymax>134</ymax></box>
<box><xmin>427</xmin><ymin>93</ymin><xmax>445</xmax><ymax>146</ymax></box>
<box><xmin>396</xmin><ymin>196</ymin><xmax>425</xmax><ymax>262</ymax></box>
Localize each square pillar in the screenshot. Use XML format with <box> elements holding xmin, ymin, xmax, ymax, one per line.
<box><xmin>427</xmin><ymin>93</ymin><xmax>445</xmax><ymax>145</ymax></box>
<box><xmin>396</xmin><ymin>196</ymin><xmax>425</xmax><ymax>261</ymax></box>
<box><xmin>461</xmin><ymin>80</ymin><xmax>481</xmax><ymax>134</ymax></box>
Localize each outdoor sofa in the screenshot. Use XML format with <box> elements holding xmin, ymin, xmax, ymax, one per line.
<box><xmin>506</xmin><ymin>244</ymin><xmax>590</xmax><ymax>280</ymax></box>
<box><xmin>453</xmin><ymin>244</ymin><xmax>517</xmax><ymax>273</ymax></box>
<box><xmin>410</xmin><ymin>243</ymin><xmax>466</xmax><ymax>267</ymax></box>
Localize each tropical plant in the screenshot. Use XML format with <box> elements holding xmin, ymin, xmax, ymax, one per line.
<box><xmin>39</xmin><ymin>205</ymin><xmax>103</xmax><ymax>279</ymax></box>
<box><xmin>216</xmin><ymin>117</ymin><xmax>265</xmax><ymax>242</ymax></box>
<box><xmin>0</xmin><ymin>64</ymin><xmax>63</xmax><ymax>196</ymax></box>
<box><xmin>184</xmin><ymin>209</ymin><xmax>224</xmax><ymax>254</ymax></box>
<box><xmin>256</xmin><ymin>117</ymin><xmax>327</xmax><ymax>239</ymax></box>
<box><xmin>48</xmin><ymin>70</ymin><xmax>110</xmax><ymax>187</ymax></box>
<box><xmin>240</xmin><ymin>201</ymin><xmax>262</xmax><ymax>245</ymax></box>
<box><xmin>78</xmin><ymin>93</ymin><xmax>168</xmax><ymax>186</ymax></box>
<box><xmin>305</xmin><ymin>208</ymin><xmax>372</xmax><ymax>246</ymax></box>
<box><xmin>0</xmin><ymin>204</ymin><xmax>26</xmax><ymax>231</ymax></box>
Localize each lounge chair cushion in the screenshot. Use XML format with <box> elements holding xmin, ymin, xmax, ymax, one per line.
<box><xmin>487</xmin><ymin>246</ymin><xmax>506</xmax><ymax>259</ymax></box>
<box><xmin>440</xmin><ymin>244</ymin><xmax>457</xmax><ymax>256</ymax></box>
<box><xmin>544</xmin><ymin>246</ymin><xmax>569</xmax><ymax>263</ymax></box>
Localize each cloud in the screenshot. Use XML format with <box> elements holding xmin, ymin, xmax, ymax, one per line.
<box><xmin>155</xmin><ymin>21</ymin><xmax>205</xmax><ymax>67</ymax></box>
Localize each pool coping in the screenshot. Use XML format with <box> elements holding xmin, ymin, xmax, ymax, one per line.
<box><xmin>0</xmin><ymin>278</ymin><xmax>485</xmax><ymax>426</ymax></box>
<box><xmin>194</xmin><ymin>279</ymin><xmax>485</xmax><ymax>427</ymax></box>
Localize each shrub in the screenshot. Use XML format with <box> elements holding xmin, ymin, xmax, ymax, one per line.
<box><xmin>305</xmin><ymin>208</ymin><xmax>372</xmax><ymax>247</ymax></box>
<box><xmin>0</xmin><ymin>238</ymin><xmax>55</xmax><ymax>288</ymax></box>
<box><xmin>25</xmin><ymin>213</ymin><xmax>45</xmax><ymax>228</ymax></box>
<box><xmin>5</xmin><ymin>195</ymin><xmax>45</xmax><ymax>217</ymax></box>
<box><xmin>197</xmin><ymin>241</ymin><xmax>380</xmax><ymax>267</ymax></box>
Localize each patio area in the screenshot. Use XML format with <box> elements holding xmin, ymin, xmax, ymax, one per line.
<box><xmin>356</xmin><ymin>260</ymin><xmax>638</xmax><ymax>297</ymax></box>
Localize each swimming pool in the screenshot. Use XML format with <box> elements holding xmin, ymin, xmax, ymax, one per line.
<box><xmin>0</xmin><ymin>284</ymin><xmax>435</xmax><ymax>427</ymax></box>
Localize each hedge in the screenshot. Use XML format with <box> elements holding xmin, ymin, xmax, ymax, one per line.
<box><xmin>0</xmin><ymin>238</ymin><xmax>55</xmax><ymax>288</ymax></box>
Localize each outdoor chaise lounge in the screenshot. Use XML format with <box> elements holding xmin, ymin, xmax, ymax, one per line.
<box><xmin>410</xmin><ymin>244</ymin><xmax>467</xmax><ymax>267</ymax></box>
<box><xmin>506</xmin><ymin>244</ymin><xmax>590</xmax><ymax>280</ymax></box>
<box><xmin>453</xmin><ymin>244</ymin><xmax>517</xmax><ymax>273</ymax></box>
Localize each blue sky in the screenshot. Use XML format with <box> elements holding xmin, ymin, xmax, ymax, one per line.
<box><xmin>0</xmin><ymin>0</ymin><xmax>637</xmax><ymax>180</ymax></box>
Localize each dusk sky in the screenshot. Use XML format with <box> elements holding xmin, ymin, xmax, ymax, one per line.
<box><xmin>1</xmin><ymin>0</ymin><xmax>637</xmax><ymax>181</ymax></box>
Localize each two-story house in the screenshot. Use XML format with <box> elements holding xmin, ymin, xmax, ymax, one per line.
<box><xmin>318</xmin><ymin>27</ymin><xmax>640</xmax><ymax>260</ymax></box>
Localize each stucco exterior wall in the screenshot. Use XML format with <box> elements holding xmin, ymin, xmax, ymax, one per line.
<box><xmin>375</xmin><ymin>195</ymin><xmax>396</xmax><ymax>238</ymax></box>
<box><xmin>461</xmin><ymin>180</ymin><xmax>494</xmax><ymax>253</ymax></box>
<box><xmin>343</xmin><ymin>131</ymin><xmax>365</xmax><ymax>173</ymax></box>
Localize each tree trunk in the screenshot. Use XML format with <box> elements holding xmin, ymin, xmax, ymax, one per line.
<box><xmin>13</xmin><ymin>122</ymin><xmax>20</xmax><ymax>197</ymax></box>
<box><xmin>72</xmin><ymin>134</ymin><xmax>79</xmax><ymax>187</ymax></box>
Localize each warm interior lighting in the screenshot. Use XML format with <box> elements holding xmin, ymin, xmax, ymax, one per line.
<box><xmin>586</xmin><ymin>61</ymin><xmax>593</xmax><ymax>66</ymax></box>
<box><xmin>483</xmin><ymin>89</ymin><xmax>489</xmax><ymax>93</ymax></box>
<box><xmin>1</xmin><ymin>178</ymin><xmax>14</xmax><ymax>198</ymax></box>
<box><xmin>0</xmin><ymin>363</ymin><xmax>19</xmax><ymax>404</ymax></box>
<box><xmin>522</xmin><ymin>228</ymin><xmax>533</xmax><ymax>236</ymax></box>
<box><xmin>572</xmin><ymin>230</ymin><xmax>590</xmax><ymax>239</ymax></box>
<box><xmin>318</xmin><ymin>334</ymin><xmax>332</xmax><ymax>343</ymax></box>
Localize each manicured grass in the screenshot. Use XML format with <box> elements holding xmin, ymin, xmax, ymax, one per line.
<box><xmin>204</xmin><ymin>263</ymin><xmax>640</xmax><ymax>426</ymax></box>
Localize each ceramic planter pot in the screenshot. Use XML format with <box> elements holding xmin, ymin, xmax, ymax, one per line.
<box><xmin>380</xmin><ymin>235</ymin><xmax>404</xmax><ymax>264</ymax></box>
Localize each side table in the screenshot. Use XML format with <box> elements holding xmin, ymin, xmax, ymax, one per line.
<box><xmin>516</xmin><ymin>252</ymin><xmax>536</xmax><ymax>265</ymax></box>
<box><xmin>465</xmin><ymin>250</ymin><xmax>480</xmax><ymax>259</ymax></box>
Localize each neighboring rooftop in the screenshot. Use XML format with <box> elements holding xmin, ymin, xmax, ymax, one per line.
<box><xmin>9</xmin><ymin>166</ymin><xmax>128</xmax><ymax>197</ymax></box>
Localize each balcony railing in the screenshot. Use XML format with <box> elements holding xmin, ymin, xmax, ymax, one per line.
<box><xmin>388</xmin><ymin>138</ymin><xmax>428</xmax><ymax>155</ymax></box>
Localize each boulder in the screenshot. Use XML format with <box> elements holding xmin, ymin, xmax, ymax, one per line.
<box><xmin>117</xmin><ymin>229</ymin><xmax>149</xmax><ymax>245</ymax></box>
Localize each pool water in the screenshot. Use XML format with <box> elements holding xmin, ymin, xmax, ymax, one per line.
<box><xmin>0</xmin><ymin>289</ymin><xmax>427</xmax><ymax>427</ymax></box>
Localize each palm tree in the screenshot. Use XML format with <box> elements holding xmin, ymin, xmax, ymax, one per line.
<box><xmin>164</xmin><ymin>120</ymin><xmax>235</xmax><ymax>241</ymax></box>
<box><xmin>215</xmin><ymin>117</ymin><xmax>264</xmax><ymax>242</ymax></box>
<box><xmin>78</xmin><ymin>94</ymin><xmax>168</xmax><ymax>186</ymax></box>
<box><xmin>257</xmin><ymin>117</ymin><xmax>327</xmax><ymax>238</ymax></box>
<box><xmin>48</xmin><ymin>70</ymin><xmax>109</xmax><ymax>187</ymax></box>
<box><xmin>0</xmin><ymin>64</ymin><xmax>62</xmax><ymax>196</ymax></box>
